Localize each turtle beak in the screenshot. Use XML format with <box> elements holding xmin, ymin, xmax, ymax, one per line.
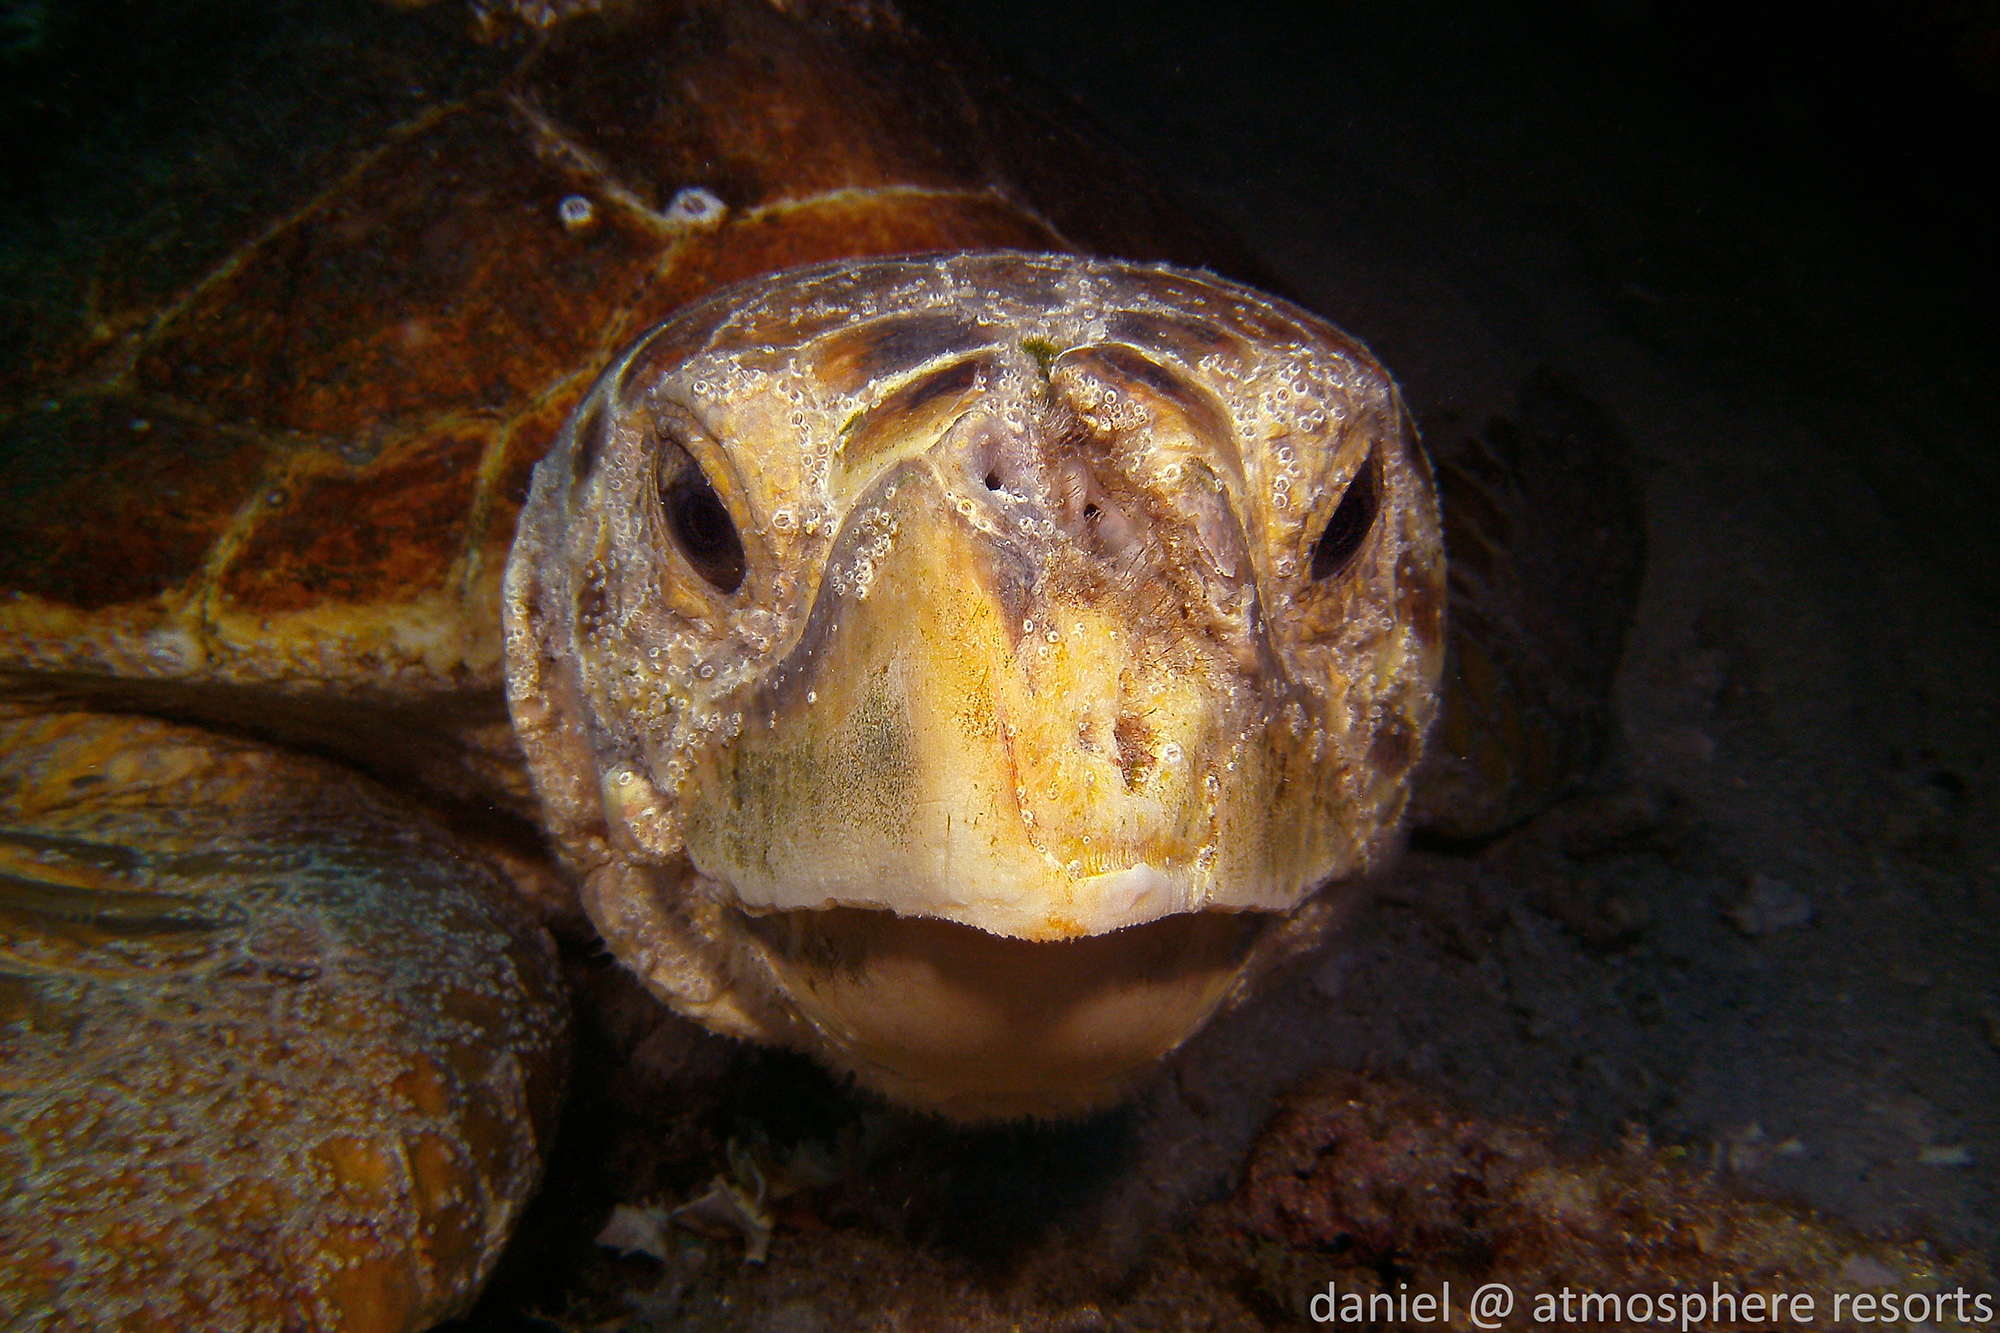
<box><xmin>676</xmin><ymin>409</ymin><xmax>1351</xmax><ymax>942</ymax></box>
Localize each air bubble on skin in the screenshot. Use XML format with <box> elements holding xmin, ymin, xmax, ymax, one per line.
<box><xmin>557</xmin><ymin>194</ymin><xmax>595</xmax><ymax>231</ymax></box>
<box><xmin>806</xmin><ymin>690</ymin><xmax>817</xmax><ymax>705</ymax></box>
<box><xmin>667</xmin><ymin>186</ymin><xmax>727</xmax><ymax>227</ymax></box>
<box><xmin>698</xmin><ymin>663</ymin><xmax>715</xmax><ymax>679</ymax></box>
<box><xmin>1160</xmin><ymin>741</ymin><xmax>1184</xmax><ymax>767</ymax></box>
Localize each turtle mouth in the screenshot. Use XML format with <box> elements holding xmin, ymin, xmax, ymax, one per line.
<box><xmin>738</xmin><ymin>902</ymin><xmax>1277</xmax><ymax>1119</ymax></box>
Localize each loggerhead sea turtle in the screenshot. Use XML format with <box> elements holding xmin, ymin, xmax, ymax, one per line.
<box><xmin>0</xmin><ymin>0</ymin><xmax>1638</xmax><ymax>1328</ymax></box>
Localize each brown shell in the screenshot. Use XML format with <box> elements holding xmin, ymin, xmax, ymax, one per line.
<box><xmin>0</xmin><ymin>0</ymin><xmax>1262</xmax><ymax>806</ymax></box>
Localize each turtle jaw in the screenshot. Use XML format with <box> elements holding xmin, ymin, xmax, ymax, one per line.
<box><xmin>669</xmin><ymin>451</ymin><xmax>1357</xmax><ymax>943</ymax></box>
<box><xmin>738</xmin><ymin>905</ymin><xmax>1274</xmax><ymax>1120</ymax></box>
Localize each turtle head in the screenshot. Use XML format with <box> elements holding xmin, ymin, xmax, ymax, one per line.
<box><xmin>504</xmin><ymin>254</ymin><xmax>1444</xmax><ymax>1118</ymax></box>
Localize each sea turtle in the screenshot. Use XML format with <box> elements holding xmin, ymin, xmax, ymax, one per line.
<box><xmin>0</xmin><ymin>0</ymin><xmax>1637</xmax><ymax>1328</ymax></box>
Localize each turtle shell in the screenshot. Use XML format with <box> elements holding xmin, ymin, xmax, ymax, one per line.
<box><xmin>0</xmin><ymin>0</ymin><xmax>1264</xmax><ymax>813</ymax></box>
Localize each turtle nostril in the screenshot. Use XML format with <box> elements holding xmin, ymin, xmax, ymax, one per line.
<box><xmin>984</xmin><ymin>470</ymin><xmax>1002</xmax><ymax>491</ymax></box>
<box><xmin>1087</xmin><ymin>497</ymin><xmax>1142</xmax><ymax>562</ymax></box>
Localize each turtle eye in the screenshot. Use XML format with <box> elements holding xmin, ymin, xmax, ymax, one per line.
<box><xmin>1309</xmin><ymin>449</ymin><xmax>1378</xmax><ymax>581</ymax></box>
<box><xmin>657</xmin><ymin>436</ymin><xmax>746</xmax><ymax>594</ymax></box>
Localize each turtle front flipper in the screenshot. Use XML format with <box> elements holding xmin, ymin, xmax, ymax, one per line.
<box><xmin>0</xmin><ymin>708</ymin><xmax>566</xmax><ymax>1332</ymax></box>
